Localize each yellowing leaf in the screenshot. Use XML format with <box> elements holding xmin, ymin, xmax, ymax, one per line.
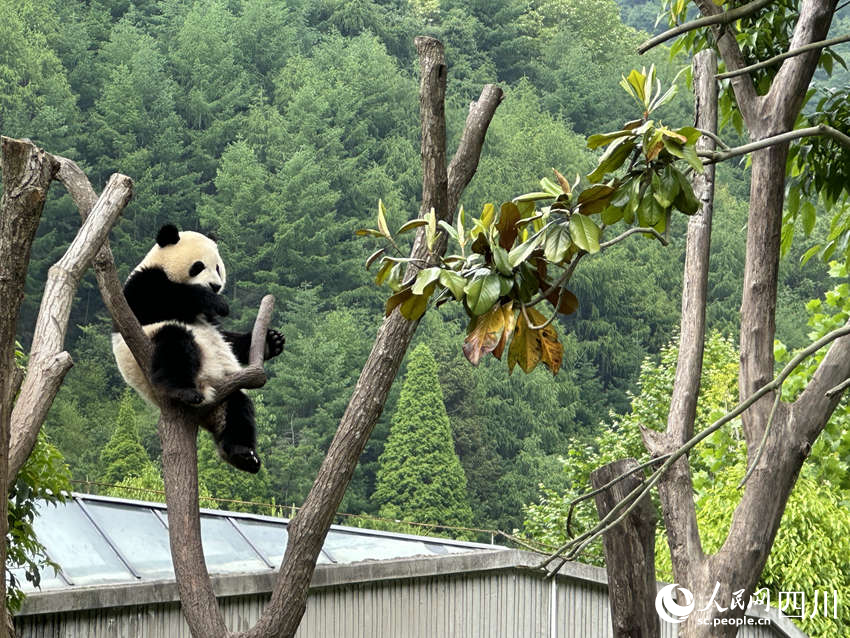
<box><xmin>377</xmin><ymin>199</ymin><xmax>391</xmax><ymax>239</ymax></box>
<box><xmin>508</xmin><ymin>310</ymin><xmax>542</xmax><ymax>374</ymax></box>
<box><xmin>496</xmin><ymin>202</ymin><xmax>521</xmax><ymax>249</ymax></box>
<box><xmin>492</xmin><ymin>302</ymin><xmax>517</xmax><ymax>360</ymax></box>
<box><xmin>463</xmin><ymin>303</ymin><xmax>507</xmax><ymax>366</ymax></box>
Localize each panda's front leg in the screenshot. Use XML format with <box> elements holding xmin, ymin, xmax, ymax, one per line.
<box><xmin>151</xmin><ymin>324</ymin><xmax>206</xmax><ymax>405</ymax></box>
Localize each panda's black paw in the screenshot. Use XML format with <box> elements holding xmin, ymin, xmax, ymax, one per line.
<box><xmin>211</xmin><ymin>296</ymin><xmax>230</xmax><ymax>317</ymax></box>
<box><xmin>223</xmin><ymin>445</ymin><xmax>261</xmax><ymax>474</ymax></box>
<box><xmin>264</xmin><ymin>329</ymin><xmax>285</xmax><ymax>360</ymax></box>
<box><xmin>170</xmin><ymin>388</ymin><xmax>204</xmax><ymax>405</ymax></box>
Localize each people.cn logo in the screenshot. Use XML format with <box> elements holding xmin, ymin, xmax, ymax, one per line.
<box><xmin>655</xmin><ymin>584</ymin><xmax>696</xmax><ymax>623</ymax></box>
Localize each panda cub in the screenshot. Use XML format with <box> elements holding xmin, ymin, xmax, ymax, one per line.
<box><xmin>112</xmin><ymin>224</ymin><xmax>284</xmax><ymax>474</ymax></box>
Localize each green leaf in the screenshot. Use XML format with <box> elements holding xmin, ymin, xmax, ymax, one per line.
<box><xmin>577</xmin><ymin>184</ymin><xmax>616</xmax><ymax>214</ymax></box>
<box><xmin>672</xmin><ymin>168</ymin><xmax>700</xmax><ymax>214</ymax></box>
<box><xmin>508</xmin><ymin>233</ymin><xmax>544</xmax><ymax>267</ymax></box>
<box><xmin>652</xmin><ymin>166</ymin><xmax>680</xmax><ymax>208</ymax></box>
<box><xmin>569</xmin><ymin>215</ymin><xmax>601</xmax><ymax>254</ymax></box>
<box><xmin>397</xmin><ymin>219</ymin><xmax>428</xmax><ymax>234</ymax></box>
<box><xmin>355</xmin><ymin>228</ymin><xmax>384</xmax><ymax>238</ymax></box>
<box><xmin>544</xmin><ymin>224</ymin><xmax>572</xmax><ymax>263</ymax></box>
<box><xmin>365</xmin><ymin>248</ymin><xmax>385</xmax><ymax>269</ymax></box>
<box><xmin>540</xmin><ymin>177</ymin><xmax>562</xmax><ymax>196</ymax></box>
<box><xmin>492</xmin><ymin>244</ymin><xmax>513</xmax><ymax>276</ymax></box>
<box><xmin>440</xmin><ymin>270</ymin><xmax>467</xmax><ymax>300</ymax></box>
<box><xmin>465</xmin><ymin>274</ymin><xmax>502</xmax><ymax>316</ymax></box>
<box><xmin>801</xmin><ymin>201</ymin><xmax>816</xmax><ymax>236</ymax></box>
<box><xmin>425</xmin><ymin>207</ymin><xmax>437</xmax><ymax>250</ymax></box>
<box><xmin>515</xmin><ymin>191</ymin><xmax>556</xmax><ymax>203</ymax></box>
<box><xmin>378</xmin><ymin>199</ymin><xmax>392</xmax><ymax>239</ymax></box>
<box><xmin>682</xmin><ymin>143</ymin><xmax>704</xmax><ymax>173</ymax></box>
<box><xmin>587</xmin><ymin>138</ymin><xmax>635</xmax><ymax>183</ymax></box>
<box><xmin>400</xmin><ymin>284</ymin><xmax>435</xmax><ymax>321</ymax></box>
<box><xmin>412</xmin><ymin>267</ymin><xmax>442</xmax><ymax>295</ymax></box>
<box><xmin>438</xmin><ymin>220</ymin><xmax>459</xmax><ymax>242</ymax></box>
<box><xmin>601</xmin><ymin>205</ymin><xmax>624</xmax><ymax>226</ymax></box>
<box><xmin>587</xmin><ymin>130</ymin><xmax>633</xmax><ymax>150</ymax></box>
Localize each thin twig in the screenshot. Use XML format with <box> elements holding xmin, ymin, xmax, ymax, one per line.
<box><xmin>737</xmin><ymin>391</ymin><xmax>781</xmax><ymax>488</ymax></box>
<box><xmin>695</xmin><ymin>127</ymin><xmax>730</xmax><ymax>150</ymax></box>
<box><xmin>565</xmin><ymin>454</ymin><xmax>670</xmax><ymax>537</ymax></box>
<box><xmin>520</xmin><ymin>302</ymin><xmax>560</xmax><ymax>331</ymax></box>
<box><xmin>599</xmin><ymin>226</ymin><xmax>669</xmax><ymax>250</ymax></box>
<box><xmin>700</xmin><ymin>125</ymin><xmax>850</xmax><ymax>163</ymax></box>
<box><xmin>825</xmin><ymin>376</ymin><xmax>850</xmax><ymax>398</ymax></box>
<box><xmin>637</xmin><ymin>0</ymin><xmax>774</xmax><ymax>54</ymax></box>
<box><xmin>717</xmin><ymin>34</ymin><xmax>850</xmax><ymax>80</ymax></box>
<box><xmin>538</xmin><ymin>322</ymin><xmax>850</xmax><ymax>570</ymax></box>
<box><xmin>526</xmin><ymin>252</ymin><xmax>585</xmax><ymax>307</ymax></box>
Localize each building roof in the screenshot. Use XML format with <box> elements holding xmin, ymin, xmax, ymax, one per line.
<box><xmin>15</xmin><ymin>493</ymin><xmax>499</xmax><ymax>591</ymax></box>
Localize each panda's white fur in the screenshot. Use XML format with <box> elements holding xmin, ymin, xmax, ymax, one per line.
<box><xmin>112</xmin><ymin>320</ymin><xmax>240</xmax><ymax>405</ymax></box>
<box><xmin>111</xmin><ymin>230</ymin><xmax>235</xmax><ymax>406</ymax></box>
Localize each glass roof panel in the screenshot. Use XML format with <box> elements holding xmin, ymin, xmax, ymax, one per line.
<box><xmin>322</xmin><ymin>530</ymin><xmax>436</xmax><ymax>563</ymax></box>
<box><xmin>235</xmin><ymin>519</ymin><xmax>288</xmax><ymax>567</ymax></box>
<box><xmin>32</xmin><ymin>502</ymin><xmax>134</xmax><ymax>585</ymax></box>
<box><xmin>83</xmin><ymin>501</ymin><xmax>174</xmax><ymax>579</ymax></box>
<box><xmin>160</xmin><ymin>514</ymin><xmax>268</xmax><ymax>573</ymax></box>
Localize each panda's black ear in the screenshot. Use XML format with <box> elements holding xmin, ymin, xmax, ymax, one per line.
<box><xmin>205</xmin><ymin>230</ymin><xmax>218</xmax><ymax>242</ymax></box>
<box><xmin>156</xmin><ymin>224</ymin><xmax>180</xmax><ymax>247</ymax></box>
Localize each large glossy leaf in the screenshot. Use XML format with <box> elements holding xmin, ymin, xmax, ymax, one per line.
<box><xmin>587</xmin><ymin>129</ymin><xmax>633</xmax><ymax>150</ymax></box>
<box><xmin>673</xmin><ymin>167</ymin><xmax>700</xmax><ymax>214</ymax></box>
<box><xmin>508</xmin><ymin>233</ymin><xmax>544</xmax><ymax>267</ymax></box>
<box><xmin>492</xmin><ymin>302</ymin><xmax>517</xmax><ymax>360</ymax></box>
<box><xmin>546</xmin><ymin>287</ymin><xmax>579</xmax><ymax>315</ymax></box>
<box><xmin>587</xmin><ymin>138</ymin><xmax>635</xmax><ymax>183</ymax></box>
<box><xmin>544</xmin><ymin>224</ymin><xmax>572</xmax><ymax>263</ymax></box>
<box><xmin>412</xmin><ymin>267</ymin><xmax>442</xmax><ymax>295</ymax></box>
<box><xmin>569</xmin><ymin>215</ymin><xmax>601</xmax><ymax>253</ymax></box>
<box><xmin>464</xmin><ymin>274</ymin><xmax>502</xmax><ymax>316</ymax></box>
<box><xmin>492</xmin><ymin>245</ymin><xmax>513</xmax><ymax>276</ymax></box>
<box><xmin>440</xmin><ymin>270</ymin><xmax>467</xmax><ymax>300</ymax></box>
<box><xmin>577</xmin><ymin>184</ymin><xmax>616</xmax><ymax>215</ymax></box>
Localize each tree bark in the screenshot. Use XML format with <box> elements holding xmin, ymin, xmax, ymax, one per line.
<box><xmin>0</xmin><ymin>137</ymin><xmax>59</xmax><ymax>638</ymax></box>
<box><xmin>591</xmin><ymin>459</ymin><xmax>659</xmax><ymax>638</ymax></box>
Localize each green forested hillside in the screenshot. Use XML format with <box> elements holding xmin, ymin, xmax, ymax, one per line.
<box><xmin>2</xmin><ymin>0</ymin><xmax>831</xmax><ymax>534</ymax></box>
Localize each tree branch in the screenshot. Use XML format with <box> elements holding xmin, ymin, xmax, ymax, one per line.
<box><xmin>699</xmin><ymin>124</ymin><xmax>850</xmax><ymax>163</ymax></box>
<box><xmin>53</xmin><ymin>156</ymin><xmax>153</xmax><ymax>378</ymax></box>
<box><xmin>648</xmin><ymin>48</ymin><xmax>717</xmax><ymax>586</ymax></box>
<box><xmin>766</xmin><ymin>0</ymin><xmax>840</xmax><ymax>126</ymax></box>
<box><xmin>691</xmin><ymin>0</ymin><xmax>763</xmax><ymax>129</ymax></box>
<box><xmin>717</xmin><ymin>33</ymin><xmax>850</xmax><ymax>79</ymax></box>
<box><xmin>637</xmin><ymin>0</ymin><xmax>774</xmax><ymax>54</ymax></box>
<box><xmin>540</xmin><ymin>320</ymin><xmax>850</xmax><ymax>570</ymax></box>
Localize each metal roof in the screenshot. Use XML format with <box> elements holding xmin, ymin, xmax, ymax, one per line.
<box><xmin>14</xmin><ymin>493</ymin><xmax>499</xmax><ymax>591</ymax></box>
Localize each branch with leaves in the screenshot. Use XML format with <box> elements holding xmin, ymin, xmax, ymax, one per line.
<box><xmin>360</xmin><ymin>65</ymin><xmax>704</xmax><ymax>376</ymax></box>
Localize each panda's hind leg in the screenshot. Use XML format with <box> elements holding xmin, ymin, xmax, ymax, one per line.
<box><xmin>151</xmin><ymin>324</ymin><xmax>204</xmax><ymax>405</ymax></box>
<box><xmin>216</xmin><ymin>391</ymin><xmax>261</xmax><ymax>474</ymax></box>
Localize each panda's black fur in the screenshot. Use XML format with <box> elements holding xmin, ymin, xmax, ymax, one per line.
<box><xmin>112</xmin><ymin>224</ymin><xmax>284</xmax><ymax>474</ymax></box>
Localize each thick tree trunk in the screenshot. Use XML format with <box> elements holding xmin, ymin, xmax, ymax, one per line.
<box><xmin>0</xmin><ymin>137</ymin><xmax>58</xmax><ymax>638</ymax></box>
<box><xmin>591</xmin><ymin>459</ymin><xmax>659</xmax><ymax>638</ymax></box>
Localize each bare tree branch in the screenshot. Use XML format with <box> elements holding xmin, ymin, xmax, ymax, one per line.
<box><xmin>53</xmin><ymin>157</ymin><xmax>153</xmax><ymax>380</ymax></box>
<box><xmin>766</xmin><ymin>0</ymin><xmax>841</xmax><ymax>125</ymax></box>
<box><xmin>645</xmin><ymin>48</ymin><xmax>718</xmax><ymax>582</ymax></box>
<box><xmin>699</xmin><ymin>124</ymin><xmax>850</xmax><ymax>163</ymax></box>
<box><xmin>691</xmin><ymin>0</ymin><xmax>763</xmax><ymax>129</ymax></box>
<box><xmin>637</xmin><ymin>0</ymin><xmax>773</xmax><ymax>53</ymax></box>
<box><xmin>717</xmin><ymin>32</ymin><xmax>850</xmax><ymax>79</ymax></box>
<box><xmin>9</xmin><ymin>173</ymin><xmax>133</xmax><ymax>480</ymax></box>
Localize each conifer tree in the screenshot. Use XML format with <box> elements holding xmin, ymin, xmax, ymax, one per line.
<box><xmin>374</xmin><ymin>344</ymin><xmax>473</xmax><ymax>530</ymax></box>
<box><xmin>99</xmin><ymin>390</ymin><xmax>152</xmax><ymax>485</ymax></box>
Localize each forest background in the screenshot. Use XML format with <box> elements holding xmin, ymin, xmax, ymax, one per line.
<box><xmin>3</xmin><ymin>0</ymin><xmax>849</xmax><ymax>556</ymax></box>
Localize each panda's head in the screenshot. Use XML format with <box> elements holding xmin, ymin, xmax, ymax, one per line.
<box><xmin>137</xmin><ymin>224</ymin><xmax>226</xmax><ymax>293</ymax></box>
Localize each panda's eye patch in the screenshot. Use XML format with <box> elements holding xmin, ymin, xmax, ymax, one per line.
<box><xmin>189</xmin><ymin>261</ymin><xmax>206</xmax><ymax>277</ymax></box>
<box><xmin>216</xmin><ymin>265</ymin><xmax>221</xmax><ymax>275</ymax></box>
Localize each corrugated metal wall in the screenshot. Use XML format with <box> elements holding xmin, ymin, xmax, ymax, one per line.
<box><xmin>15</xmin><ymin>569</ymin><xmax>797</xmax><ymax>638</ymax></box>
